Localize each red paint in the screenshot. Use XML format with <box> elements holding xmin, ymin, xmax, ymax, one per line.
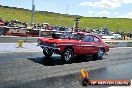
<box><xmin>38</xmin><ymin>33</ymin><xmax>109</xmax><ymax>55</ymax></box>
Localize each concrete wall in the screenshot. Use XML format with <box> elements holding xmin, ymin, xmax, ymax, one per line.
<box><xmin>105</xmin><ymin>42</ymin><xmax>132</xmax><ymax>48</ymax></box>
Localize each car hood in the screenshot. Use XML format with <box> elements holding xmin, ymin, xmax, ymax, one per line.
<box><xmin>38</xmin><ymin>38</ymin><xmax>79</xmax><ymax>44</ymax></box>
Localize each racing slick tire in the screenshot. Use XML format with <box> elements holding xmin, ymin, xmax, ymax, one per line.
<box><xmin>93</xmin><ymin>48</ymin><xmax>104</xmax><ymax>60</ymax></box>
<box><xmin>43</xmin><ymin>48</ymin><xmax>53</xmax><ymax>57</ymax></box>
<box><xmin>61</xmin><ymin>48</ymin><xmax>74</xmax><ymax>63</ymax></box>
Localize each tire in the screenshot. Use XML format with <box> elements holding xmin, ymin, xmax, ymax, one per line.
<box><xmin>43</xmin><ymin>48</ymin><xmax>53</xmax><ymax>57</ymax></box>
<box><xmin>61</xmin><ymin>48</ymin><xmax>74</xmax><ymax>63</ymax></box>
<box><xmin>93</xmin><ymin>48</ymin><xmax>104</xmax><ymax>60</ymax></box>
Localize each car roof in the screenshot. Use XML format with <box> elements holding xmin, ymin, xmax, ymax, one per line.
<box><xmin>73</xmin><ymin>32</ymin><xmax>97</xmax><ymax>36</ymax></box>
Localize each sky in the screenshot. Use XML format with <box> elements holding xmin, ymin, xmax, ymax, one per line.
<box><xmin>0</xmin><ymin>0</ymin><xmax>132</xmax><ymax>18</ymax></box>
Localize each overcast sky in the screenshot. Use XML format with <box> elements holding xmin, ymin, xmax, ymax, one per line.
<box><xmin>1</xmin><ymin>0</ymin><xmax>132</xmax><ymax>18</ymax></box>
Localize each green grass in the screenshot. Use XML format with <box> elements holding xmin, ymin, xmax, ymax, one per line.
<box><xmin>0</xmin><ymin>5</ymin><xmax>132</xmax><ymax>32</ymax></box>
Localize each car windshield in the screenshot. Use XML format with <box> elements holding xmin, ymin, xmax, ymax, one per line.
<box><xmin>50</xmin><ymin>32</ymin><xmax>86</xmax><ymax>40</ymax></box>
<box><xmin>52</xmin><ymin>32</ymin><xmax>73</xmax><ymax>39</ymax></box>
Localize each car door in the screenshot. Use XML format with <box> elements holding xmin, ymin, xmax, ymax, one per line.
<box><xmin>93</xmin><ymin>36</ymin><xmax>104</xmax><ymax>53</ymax></box>
<box><xmin>79</xmin><ymin>35</ymin><xmax>95</xmax><ymax>54</ymax></box>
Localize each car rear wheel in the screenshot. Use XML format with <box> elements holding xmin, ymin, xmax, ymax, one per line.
<box><xmin>93</xmin><ymin>48</ymin><xmax>104</xmax><ymax>60</ymax></box>
<box><xmin>61</xmin><ymin>48</ymin><xmax>74</xmax><ymax>63</ymax></box>
<box><xmin>43</xmin><ymin>48</ymin><xmax>53</xmax><ymax>57</ymax></box>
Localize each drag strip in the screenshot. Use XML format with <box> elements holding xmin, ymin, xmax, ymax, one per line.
<box><xmin>0</xmin><ymin>47</ymin><xmax>132</xmax><ymax>88</ymax></box>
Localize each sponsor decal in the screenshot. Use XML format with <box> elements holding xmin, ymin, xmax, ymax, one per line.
<box><xmin>79</xmin><ymin>68</ymin><xmax>131</xmax><ymax>87</ymax></box>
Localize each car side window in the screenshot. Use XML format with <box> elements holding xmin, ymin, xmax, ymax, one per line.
<box><xmin>83</xmin><ymin>35</ymin><xmax>93</xmax><ymax>42</ymax></box>
<box><xmin>94</xmin><ymin>36</ymin><xmax>100</xmax><ymax>42</ymax></box>
<box><xmin>74</xmin><ymin>34</ymin><xmax>84</xmax><ymax>40</ymax></box>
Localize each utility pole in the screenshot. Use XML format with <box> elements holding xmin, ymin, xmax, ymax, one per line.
<box><xmin>31</xmin><ymin>0</ymin><xmax>35</xmax><ymax>26</ymax></box>
<box><xmin>66</xmin><ymin>4</ymin><xmax>68</xmax><ymax>14</ymax></box>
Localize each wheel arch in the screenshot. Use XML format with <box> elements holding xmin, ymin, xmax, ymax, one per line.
<box><xmin>98</xmin><ymin>47</ymin><xmax>105</xmax><ymax>53</ymax></box>
<box><xmin>63</xmin><ymin>46</ymin><xmax>74</xmax><ymax>54</ymax></box>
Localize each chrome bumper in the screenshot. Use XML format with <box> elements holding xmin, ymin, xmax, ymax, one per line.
<box><xmin>37</xmin><ymin>44</ymin><xmax>60</xmax><ymax>50</ymax></box>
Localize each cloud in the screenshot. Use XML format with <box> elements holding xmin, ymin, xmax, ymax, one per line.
<box><xmin>79</xmin><ymin>0</ymin><xmax>132</xmax><ymax>9</ymax></box>
<box><xmin>121</xmin><ymin>0</ymin><xmax>132</xmax><ymax>4</ymax></box>
<box><xmin>96</xmin><ymin>10</ymin><xmax>110</xmax><ymax>17</ymax></box>
<box><xmin>127</xmin><ymin>12</ymin><xmax>132</xmax><ymax>16</ymax></box>
<box><xmin>114</xmin><ymin>12</ymin><xmax>118</xmax><ymax>15</ymax></box>
<box><xmin>118</xmin><ymin>12</ymin><xmax>132</xmax><ymax>18</ymax></box>
<box><xmin>79</xmin><ymin>2</ymin><xmax>95</xmax><ymax>7</ymax></box>
<box><xmin>36</xmin><ymin>2</ymin><xmax>52</xmax><ymax>6</ymax></box>
<box><xmin>88</xmin><ymin>11</ymin><xmax>94</xmax><ymax>14</ymax></box>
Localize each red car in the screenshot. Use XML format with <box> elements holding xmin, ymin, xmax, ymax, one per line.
<box><xmin>38</xmin><ymin>32</ymin><xmax>109</xmax><ymax>63</ymax></box>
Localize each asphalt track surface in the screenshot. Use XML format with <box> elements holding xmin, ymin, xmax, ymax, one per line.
<box><xmin>0</xmin><ymin>47</ymin><xmax>132</xmax><ymax>88</ymax></box>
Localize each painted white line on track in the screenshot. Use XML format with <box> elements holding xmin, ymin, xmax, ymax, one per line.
<box><xmin>0</xmin><ymin>50</ymin><xmax>42</xmax><ymax>53</ymax></box>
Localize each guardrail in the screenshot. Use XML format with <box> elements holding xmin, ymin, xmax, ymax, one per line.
<box><xmin>104</xmin><ymin>40</ymin><xmax>132</xmax><ymax>48</ymax></box>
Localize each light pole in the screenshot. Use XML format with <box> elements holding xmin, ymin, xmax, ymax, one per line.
<box><xmin>66</xmin><ymin>3</ymin><xmax>68</xmax><ymax>14</ymax></box>
<box><xmin>31</xmin><ymin>0</ymin><xmax>35</xmax><ymax>26</ymax></box>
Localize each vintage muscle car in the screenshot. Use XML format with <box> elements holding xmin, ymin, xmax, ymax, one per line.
<box><xmin>38</xmin><ymin>32</ymin><xmax>109</xmax><ymax>63</ymax></box>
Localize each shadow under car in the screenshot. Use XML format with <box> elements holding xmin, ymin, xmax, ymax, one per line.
<box><xmin>27</xmin><ymin>55</ymin><xmax>103</xmax><ymax>66</ymax></box>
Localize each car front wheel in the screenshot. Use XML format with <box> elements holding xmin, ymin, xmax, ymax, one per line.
<box><xmin>43</xmin><ymin>48</ymin><xmax>53</xmax><ymax>57</ymax></box>
<box><xmin>61</xmin><ymin>48</ymin><xmax>74</xmax><ymax>63</ymax></box>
